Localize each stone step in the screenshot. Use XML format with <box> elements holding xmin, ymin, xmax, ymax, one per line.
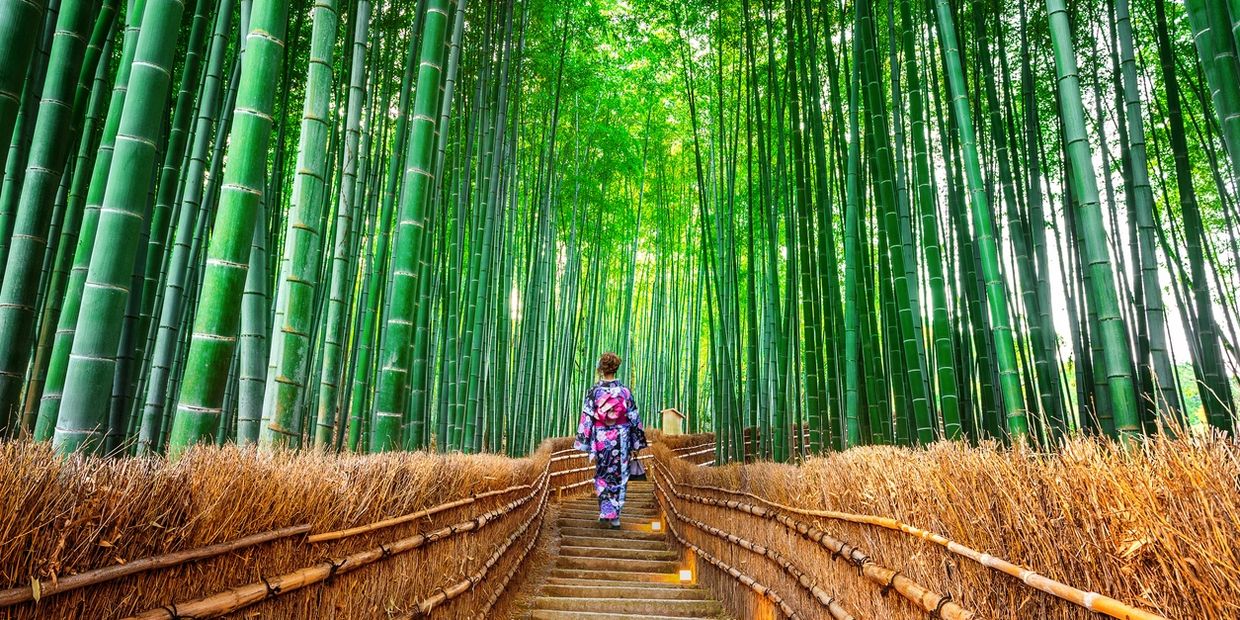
<box><xmin>565</xmin><ymin>500</ymin><xmax>664</xmax><ymax>510</ymax></box>
<box><xmin>560</xmin><ymin>544</ymin><xmax>677</xmax><ymax>561</ymax></box>
<box><xmin>559</xmin><ymin>525</ymin><xmax>666</xmax><ymax>541</ymax></box>
<box><xmin>557</xmin><ymin>516</ymin><xmax>662</xmax><ymax>532</ymax></box>
<box><xmin>560</xmin><ymin>508</ymin><xmax>664</xmax><ymax>518</ymax></box>
<box><xmin>533</xmin><ymin>596</ymin><xmax>724</xmax><ymax>617</ymax></box>
<box><xmin>548</xmin><ymin>568</ymin><xmax>682</xmax><ymax>584</ymax></box>
<box><xmin>543</xmin><ymin>577</ymin><xmax>695</xmax><ymax>589</ymax></box>
<box><xmin>529</xmin><ymin>610</ymin><xmax>720</xmax><ymax>620</ymax></box>
<box><xmin>561</xmin><ymin>504</ymin><xmax>661</xmax><ymax>516</ymax></box>
<box><xmin>555</xmin><ymin>555</ymin><xmax>679</xmax><ymax>573</ymax></box>
<box><xmin>560</xmin><ymin>535</ymin><xmax>669</xmax><ymax>551</ymax></box>
<box><xmin>539</xmin><ymin>584</ymin><xmax>712</xmax><ymax>601</ymax></box>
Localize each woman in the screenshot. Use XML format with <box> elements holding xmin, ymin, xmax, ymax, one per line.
<box><xmin>574</xmin><ymin>352</ymin><xmax>646</xmax><ymax>528</ymax></box>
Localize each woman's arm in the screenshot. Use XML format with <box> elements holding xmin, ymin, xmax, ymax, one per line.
<box><xmin>627</xmin><ymin>389</ymin><xmax>647</xmax><ymax>451</ymax></box>
<box><xmin>573</xmin><ymin>389</ymin><xmax>596</xmax><ymax>456</ymax></box>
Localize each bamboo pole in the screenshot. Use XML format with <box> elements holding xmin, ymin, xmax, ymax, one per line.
<box><xmin>307</xmin><ymin>481</ymin><xmax>535</xmax><ymax>543</ymax></box>
<box><xmin>0</xmin><ymin>525</ymin><xmax>310</xmax><ymax>607</ymax></box>
<box><xmin>662</xmin><ymin>512</ymin><xmax>803</xmax><ymax>620</ymax></box>
<box><xmin>653</xmin><ymin>459</ymin><xmax>976</xmax><ymax>620</ymax></box>
<box><xmin>652</xmin><ymin>474</ymin><xmax>855</xmax><ymax>620</ymax></box>
<box><xmin>400</xmin><ymin>477</ymin><xmax>548</xmax><ymax>618</ymax></box>
<box><xmin>675</xmin><ymin>479</ymin><xmax>1167</xmax><ymax>620</ymax></box>
<box><xmin>125</xmin><ymin>473</ymin><xmax>549</xmax><ymax>619</ymax></box>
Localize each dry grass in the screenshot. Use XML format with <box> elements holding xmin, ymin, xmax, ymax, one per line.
<box><xmin>0</xmin><ymin>438</ymin><xmax>571</xmax><ymax>619</ymax></box>
<box><xmin>655</xmin><ymin>433</ymin><xmax>1240</xmax><ymax>619</ymax></box>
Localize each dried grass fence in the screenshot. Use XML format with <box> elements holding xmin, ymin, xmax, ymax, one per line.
<box><xmin>0</xmin><ymin>436</ymin><xmax>590</xmax><ymax>619</ymax></box>
<box><xmin>652</xmin><ymin>433</ymin><xmax>1238</xmax><ymax>620</ymax></box>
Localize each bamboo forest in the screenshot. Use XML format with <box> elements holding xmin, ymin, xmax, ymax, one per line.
<box><xmin>3</xmin><ymin>0</ymin><xmax>1240</xmax><ymax>616</ymax></box>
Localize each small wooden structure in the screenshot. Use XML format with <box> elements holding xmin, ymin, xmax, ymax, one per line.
<box><xmin>661</xmin><ymin>407</ymin><xmax>686</xmax><ymax>435</ymax></box>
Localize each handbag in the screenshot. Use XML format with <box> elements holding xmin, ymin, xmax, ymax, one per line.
<box><xmin>628</xmin><ymin>457</ymin><xmax>647</xmax><ymax>480</ymax></box>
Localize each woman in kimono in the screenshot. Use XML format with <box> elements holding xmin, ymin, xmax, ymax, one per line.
<box><xmin>574</xmin><ymin>352</ymin><xmax>646</xmax><ymax>528</ymax></box>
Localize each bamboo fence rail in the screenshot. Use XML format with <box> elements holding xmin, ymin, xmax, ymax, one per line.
<box><xmin>652</xmin><ymin>455</ymin><xmax>977</xmax><ymax>620</ymax></box>
<box><xmin>662</xmin><ymin>511</ymin><xmax>804</xmax><ymax>620</ymax></box>
<box><xmin>0</xmin><ymin>439</ymin><xmax>571</xmax><ymax>619</ymax></box>
<box><xmin>0</xmin><ymin>524</ymin><xmax>311</xmax><ymax>607</ymax></box>
<box><xmin>677</xmin><ymin>479</ymin><xmax>1168</xmax><ymax>620</ymax></box>
<box><xmin>124</xmin><ymin>471</ymin><xmax>550</xmax><ymax>619</ymax></box>
<box><xmin>651</xmin><ymin>473</ymin><xmax>856</xmax><ymax>620</ymax></box>
<box><xmin>401</xmin><ymin>474</ymin><xmax>550</xmax><ymax>618</ymax></box>
<box><xmin>306</xmin><ymin>481</ymin><xmax>535</xmax><ymax>543</ymax></box>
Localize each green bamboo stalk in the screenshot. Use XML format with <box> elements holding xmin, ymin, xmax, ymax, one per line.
<box><xmin>933</xmin><ymin>0</ymin><xmax>1028</xmax><ymax>438</ymax></box>
<box><xmin>33</xmin><ymin>0</ymin><xmax>146</xmax><ymax>441</ymax></box>
<box><xmin>169</xmin><ymin>0</ymin><xmax>289</xmax><ymax>453</ymax></box>
<box><xmin>370</xmin><ymin>0</ymin><xmax>451</xmax><ymax>452</ymax></box>
<box><xmin>0</xmin><ymin>0</ymin><xmax>46</xmax><ymax>178</ymax></box>
<box><xmin>0</xmin><ymin>0</ymin><xmax>93</xmax><ymax>431</ymax></box>
<box><xmin>1045</xmin><ymin>0</ymin><xmax>1141</xmax><ymax>438</ymax></box>
<box><xmin>260</xmin><ymin>0</ymin><xmax>340</xmax><ymax>448</ymax></box>
<box><xmin>53</xmin><ymin>0</ymin><xmax>193</xmax><ymax>453</ymax></box>
<box><xmin>314</xmin><ymin>0</ymin><xmax>370</xmax><ymax>448</ymax></box>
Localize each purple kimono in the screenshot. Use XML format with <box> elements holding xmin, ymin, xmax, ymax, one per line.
<box><xmin>574</xmin><ymin>380</ymin><xmax>647</xmax><ymax>521</ymax></box>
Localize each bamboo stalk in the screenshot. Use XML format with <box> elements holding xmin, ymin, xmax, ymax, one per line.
<box><xmin>0</xmin><ymin>524</ymin><xmax>310</xmax><ymax>607</ymax></box>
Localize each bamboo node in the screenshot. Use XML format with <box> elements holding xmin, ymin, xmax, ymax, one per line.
<box><xmin>931</xmin><ymin>592</ymin><xmax>954</xmax><ymax>618</ymax></box>
<box><xmin>260</xmin><ymin>575</ymin><xmax>281</xmax><ymax>597</ymax></box>
<box><xmin>326</xmin><ymin>558</ymin><xmax>345</xmax><ymax>582</ymax></box>
<box><xmin>880</xmin><ymin>570</ymin><xmax>900</xmax><ymax>597</ymax></box>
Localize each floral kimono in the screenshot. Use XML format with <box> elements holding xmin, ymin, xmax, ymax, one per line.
<box><xmin>574</xmin><ymin>379</ymin><xmax>647</xmax><ymax>521</ymax></box>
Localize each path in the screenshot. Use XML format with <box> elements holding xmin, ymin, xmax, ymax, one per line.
<box><xmin>524</xmin><ymin>480</ymin><xmax>727</xmax><ymax>620</ymax></box>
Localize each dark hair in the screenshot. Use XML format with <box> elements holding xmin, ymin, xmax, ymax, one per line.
<box><xmin>597</xmin><ymin>352</ymin><xmax>622</xmax><ymax>376</ymax></box>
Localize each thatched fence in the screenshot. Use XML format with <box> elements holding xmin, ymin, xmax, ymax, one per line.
<box><xmin>0</xmin><ymin>437</ymin><xmax>593</xmax><ymax>619</ymax></box>
<box><xmin>652</xmin><ymin>433</ymin><xmax>1238</xmax><ymax>619</ymax></box>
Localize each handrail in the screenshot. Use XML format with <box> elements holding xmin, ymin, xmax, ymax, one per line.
<box><xmin>400</xmin><ymin>477</ymin><xmax>550</xmax><ymax>618</ymax></box>
<box><xmin>653</xmin><ymin>459</ymin><xmax>976</xmax><ymax>620</ymax></box>
<box><xmin>124</xmin><ymin>471</ymin><xmax>550</xmax><ymax>619</ymax></box>
<box><xmin>651</xmin><ymin>474</ymin><xmax>855</xmax><ymax>620</ymax></box>
<box><xmin>0</xmin><ymin>524</ymin><xmax>311</xmax><ymax>608</ymax></box>
<box><xmin>661</xmin><ymin>510</ymin><xmax>804</xmax><ymax>620</ymax></box>
<box><xmin>678</xmin><ymin>480</ymin><xmax>1167</xmax><ymax>620</ymax></box>
<box><xmin>307</xmin><ymin>481</ymin><xmax>534</xmax><ymax>543</ymax></box>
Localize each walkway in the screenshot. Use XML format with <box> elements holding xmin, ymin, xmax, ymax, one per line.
<box><xmin>524</xmin><ymin>480</ymin><xmax>727</xmax><ymax>620</ymax></box>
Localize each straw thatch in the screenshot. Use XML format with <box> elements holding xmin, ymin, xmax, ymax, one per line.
<box><xmin>652</xmin><ymin>433</ymin><xmax>1240</xmax><ymax>619</ymax></box>
<box><xmin>0</xmin><ymin>437</ymin><xmax>579</xmax><ymax>619</ymax></box>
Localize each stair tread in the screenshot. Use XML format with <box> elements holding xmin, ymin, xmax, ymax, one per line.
<box><xmin>539</xmin><ymin>584</ymin><xmax>712</xmax><ymax>600</ymax></box>
<box><xmin>533</xmin><ymin>596</ymin><xmax>723</xmax><ymax>616</ymax></box>
<box><xmin>543</xmin><ymin>577</ymin><xmax>698</xmax><ymax>588</ymax></box>
<box><xmin>529</xmin><ymin>611</ymin><xmax>722</xmax><ymax>620</ymax></box>
<box><xmin>519</xmin><ymin>484</ymin><xmax>726</xmax><ymax>619</ymax></box>
<box><xmin>560</xmin><ymin>535</ymin><xmax>668</xmax><ymax>551</ymax></box>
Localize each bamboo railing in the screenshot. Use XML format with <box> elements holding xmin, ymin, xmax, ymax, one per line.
<box><xmin>0</xmin><ymin>524</ymin><xmax>311</xmax><ymax>607</ymax></box>
<box><xmin>652</xmin><ymin>473</ymin><xmax>856</xmax><ymax>620</ymax></box>
<box><xmin>653</xmin><ymin>435</ymin><xmax>1178</xmax><ymax>620</ymax></box>
<box><xmin>651</xmin><ymin>449</ymin><xmax>976</xmax><ymax>620</ymax></box>
<box><xmin>400</xmin><ymin>474</ymin><xmax>550</xmax><ymax>618</ymax></box>
<box><xmin>124</xmin><ymin>468</ymin><xmax>551</xmax><ymax>619</ymax></box>
<box><xmin>675</xmin><ymin>477</ymin><xmax>1169</xmax><ymax>620</ymax></box>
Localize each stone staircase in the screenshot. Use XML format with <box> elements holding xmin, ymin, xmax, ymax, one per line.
<box><xmin>526</xmin><ymin>481</ymin><xmax>726</xmax><ymax>620</ymax></box>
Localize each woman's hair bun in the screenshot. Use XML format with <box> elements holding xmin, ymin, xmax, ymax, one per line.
<box><xmin>598</xmin><ymin>352</ymin><xmax>622</xmax><ymax>375</ymax></box>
